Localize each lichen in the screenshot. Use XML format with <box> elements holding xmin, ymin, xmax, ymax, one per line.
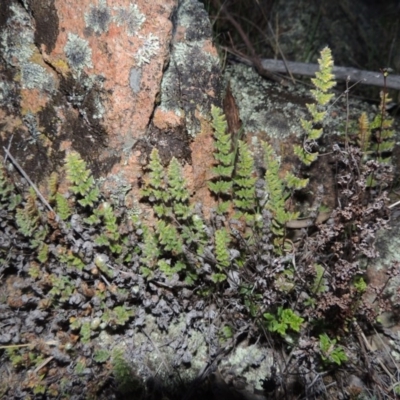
<box><xmin>85</xmin><ymin>0</ymin><xmax>111</xmax><ymax>35</ymax></box>
<box><xmin>21</xmin><ymin>62</ymin><xmax>54</xmax><ymax>92</ymax></box>
<box><xmin>64</xmin><ymin>33</ymin><xmax>93</xmax><ymax>73</ymax></box>
<box><xmin>1</xmin><ymin>3</ymin><xmax>35</xmax><ymax>66</ymax></box>
<box><xmin>113</xmin><ymin>4</ymin><xmax>145</xmax><ymax>36</ymax></box>
<box><xmin>157</xmin><ymin>0</ymin><xmax>222</xmax><ymax>137</ymax></box>
<box><xmin>135</xmin><ymin>34</ymin><xmax>160</xmax><ymax>67</ymax></box>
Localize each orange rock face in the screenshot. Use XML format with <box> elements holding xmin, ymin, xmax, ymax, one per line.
<box><xmin>0</xmin><ymin>0</ymin><xmax>223</xmax><ymax>215</ymax></box>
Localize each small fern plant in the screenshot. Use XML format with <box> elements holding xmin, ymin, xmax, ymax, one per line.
<box><xmin>208</xmin><ymin>105</ymin><xmax>234</xmax><ymax>214</ymax></box>
<box><xmin>294</xmin><ymin>46</ymin><xmax>336</xmax><ymax>166</ymax></box>
<box><xmin>65</xmin><ymin>151</ymin><xmax>100</xmax><ymax>207</ymax></box>
<box><xmin>140</xmin><ymin>148</ymin><xmax>207</xmax><ymax>282</ymax></box>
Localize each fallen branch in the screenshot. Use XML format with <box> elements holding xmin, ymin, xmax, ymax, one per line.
<box><xmin>227</xmin><ymin>50</ymin><xmax>400</xmax><ymax>90</ymax></box>
<box><xmin>260</xmin><ymin>58</ymin><xmax>400</xmax><ymax>90</ymax></box>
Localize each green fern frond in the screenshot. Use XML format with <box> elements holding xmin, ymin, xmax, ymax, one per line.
<box><xmin>156</xmin><ymin>220</ymin><xmax>183</xmax><ymax>254</ymax></box>
<box><xmin>141</xmin><ymin>148</ymin><xmax>171</xmax><ymax>217</ymax></box>
<box><xmin>16</xmin><ymin>188</ymin><xmax>39</xmax><ymax>237</ymax></box>
<box><xmin>181</xmin><ymin>214</ymin><xmax>207</xmax><ymax>256</ymax></box>
<box><xmin>284</xmin><ymin>171</ymin><xmax>309</xmax><ymax>190</ymax></box>
<box><xmin>215</xmin><ymin>228</ymin><xmax>230</xmax><ymax>270</ymax></box>
<box><xmin>293</xmin><ymin>144</ymin><xmax>318</xmax><ymax>166</ymax></box>
<box><xmin>232</xmin><ymin>140</ymin><xmax>257</xmax><ymax>223</ymax></box>
<box><xmin>310</xmin><ymin>47</ymin><xmax>336</xmax><ymax>101</ymax></box>
<box><xmin>0</xmin><ymin>166</ymin><xmax>22</xmax><ymax>211</ymax></box>
<box><xmin>211</xmin><ymin>104</ymin><xmax>229</xmax><ymax>143</ymax></box>
<box><xmin>47</xmin><ymin>172</ymin><xmax>58</xmax><ymax>201</ymax></box>
<box><xmin>140</xmin><ymin>226</ymin><xmax>160</xmax><ymax>269</ymax></box>
<box><xmin>296</xmin><ymin>47</ymin><xmax>335</xmax><ymax>166</ymax></box>
<box><xmin>209</xmin><ymin>106</ymin><xmax>234</xmax><ymax>213</ymax></box>
<box><xmin>263</xmin><ymin>143</ymin><xmax>299</xmax><ymax>235</ymax></box>
<box><xmin>167</xmin><ymin>157</ymin><xmax>192</xmax><ymax>219</ymax></box>
<box><xmin>65</xmin><ymin>151</ymin><xmax>99</xmax><ymax>207</ymax></box>
<box><xmin>208</xmin><ymin>180</ymin><xmax>233</xmax><ymax>194</ymax></box>
<box><xmin>55</xmin><ymin>193</ymin><xmax>72</xmax><ymax>220</ymax></box>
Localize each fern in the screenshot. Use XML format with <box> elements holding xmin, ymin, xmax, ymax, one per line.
<box><xmin>233</xmin><ymin>140</ymin><xmax>257</xmax><ymax>223</ymax></box>
<box><xmin>140</xmin><ymin>225</ymin><xmax>160</xmax><ymax>271</ymax></box>
<box><xmin>214</xmin><ymin>228</ymin><xmax>230</xmax><ymax>270</ymax></box>
<box><xmin>65</xmin><ymin>151</ymin><xmax>99</xmax><ymax>207</ymax></box>
<box><xmin>167</xmin><ymin>157</ymin><xmax>191</xmax><ymax>220</ymax></box>
<box><xmin>55</xmin><ymin>193</ymin><xmax>71</xmax><ymax>220</ymax></box>
<box><xmin>141</xmin><ymin>148</ymin><xmax>171</xmax><ymax>217</ymax></box>
<box><xmin>263</xmin><ymin>143</ymin><xmax>299</xmax><ymax>236</ymax></box>
<box><xmin>16</xmin><ymin>188</ymin><xmax>39</xmax><ymax>237</ymax></box>
<box><xmin>370</xmin><ymin>91</ymin><xmax>395</xmax><ymax>163</ymax></box>
<box><xmin>156</xmin><ymin>220</ymin><xmax>183</xmax><ymax>254</ymax></box>
<box><xmin>209</xmin><ymin>105</ymin><xmax>234</xmax><ymax>214</ymax></box>
<box><xmin>94</xmin><ymin>202</ymin><xmax>122</xmax><ymax>254</ymax></box>
<box><xmin>295</xmin><ymin>47</ymin><xmax>336</xmax><ymax>166</ymax></box>
<box><xmin>47</xmin><ymin>172</ymin><xmax>58</xmax><ymax>202</ymax></box>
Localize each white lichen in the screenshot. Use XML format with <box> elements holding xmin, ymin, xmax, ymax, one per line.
<box><xmin>135</xmin><ymin>34</ymin><xmax>159</xmax><ymax>67</ymax></box>
<box><xmin>21</xmin><ymin>62</ymin><xmax>54</xmax><ymax>92</ymax></box>
<box><xmin>64</xmin><ymin>33</ymin><xmax>93</xmax><ymax>73</ymax></box>
<box><xmin>1</xmin><ymin>3</ymin><xmax>34</xmax><ymax>66</ymax></box>
<box><xmin>113</xmin><ymin>4</ymin><xmax>145</xmax><ymax>36</ymax></box>
<box><xmin>85</xmin><ymin>0</ymin><xmax>111</xmax><ymax>34</ymax></box>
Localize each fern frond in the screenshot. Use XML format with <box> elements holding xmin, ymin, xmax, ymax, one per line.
<box><xmin>211</xmin><ymin>104</ymin><xmax>229</xmax><ymax>139</ymax></box>
<box><xmin>297</xmin><ymin>47</ymin><xmax>335</xmax><ymax>166</ymax></box>
<box><xmin>167</xmin><ymin>157</ymin><xmax>192</xmax><ymax>219</ymax></box>
<box><xmin>358</xmin><ymin>112</ymin><xmax>370</xmax><ymax>154</ymax></box>
<box><xmin>47</xmin><ymin>172</ymin><xmax>58</xmax><ymax>201</ymax></box>
<box><xmin>156</xmin><ymin>220</ymin><xmax>183</xmax><ymax>254</ymax></box>
<box><xmin>55</xmin><ymin>193</ymin><xmax>72</xmax><ymax>220</ymax></box>
<box><xmin>65</xmin><ymin>151</ymin><xmax>99</xmax><ymax>207</ymax></box>
<box><xmin>140</xmin><ymin>225</ymin><xmax>160</xmax><ymax>269</ymax></box>
<box><xmin>209</xmin><ymin>106</ymin><xmax>234</xmax><ymax>213</ymax></box>
<box><xmin>16</xmin><ymin>188</ymin><xmax>39</xmax><ymax>237</ymax></box>
<box><xmin>284</xmin><ymin>171</ymin><xmax>309</xmax><ymax>190</ymax></box>
<box><xmin>293</xmin><ymin>144</ymin><xmax>318</xmax><ymax>166</ymax></box>
<box><xmin>263</xmin><ymin>142</ymin><xmax>299</xmax><ymax>235</ymax></box>
<box><xmin>215</xmin><ymin>228</ymin><xmax>230</xmax><ymax>270</ymax></box>
<box><xmin>233</xmin><ymin>140</ymin><xmax>257</xmax><ymax>222</ymax></box>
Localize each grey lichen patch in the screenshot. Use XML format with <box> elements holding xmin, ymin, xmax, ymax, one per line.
<box><xmin>219</xmin><ymin>343</ymin><xmax>273</xmax><ymax>391</ymax></box>
<box><xmin>0</xmin><ymin>79</ymin><xmax>17</xmax><ymax>110</ymax></box>
<box><xmin>224</xmin><ymin>64</ymin><xmax>307</xmax><ymax>138</ymax></box>
<box><xmin>129</xmin><ymin>67</ymin><xmax>141</xmax><ymax>94</ymax></box>
<box><xmin>23</xmin><ymin>112</ymin><xmax>41</xmax><ymax>144</ymax></box>
<box><xmin>85</xmin><ymin>0</ymin><xmax>111</xmax><ymax>35</ymax></box>
<box><xmin>21</xmin><ymin>62</ymin><xmax>54</xmax><ymax>92</ymax></box>
<box><xmin>158</xmin><ymin>0</ymin><xmax>222</xmax><ymax>137</ymax></box>
<box><xmin>135</xmin><ymin>34</ymin><xmax>160</xmax><ymax>67</ymax></box>
<box><xmin>64</xmin><ymin>33</ymin><xmax>93</xmax><ymax>74</ymax></box>
<box><xmin>177</xmin><ymin>0</ymin><xmax>212</xmax><ymax>42</ymax></box>
<box><xmin>113</xmin><ymin>4</ymin><xmax>145</xmax><ymax>36</ymax></box>
<box><xmin>1</xmin><ymin>3</ymin><xmax>35</xmax><ymax>66</ymax></box>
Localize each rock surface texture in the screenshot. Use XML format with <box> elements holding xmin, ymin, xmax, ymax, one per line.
<box><xmin>0</xmin><ymin>0</ymin><xmax>221</xmax><ymax>208</ymax></box>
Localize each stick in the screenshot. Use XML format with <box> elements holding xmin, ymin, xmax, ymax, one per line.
<box><xmin>3</xmin><ymin>147</ymin><xmax>57</xmax><ymax>218</ymax></box>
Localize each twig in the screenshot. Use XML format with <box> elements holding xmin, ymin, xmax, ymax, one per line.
<box><xmin>33</xmin><ymin>356</ymin><xmax>54</xmax><ymax>374</ymax></box>
<box><xmin>2</xmin><ymin>147</ymin><xmax>77</xmax><ymax>245</ymax></box>
<box><xmin>2</xmin><ymin>147</ymin><xmax>57</xmax><ymax>218</ymax></box>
